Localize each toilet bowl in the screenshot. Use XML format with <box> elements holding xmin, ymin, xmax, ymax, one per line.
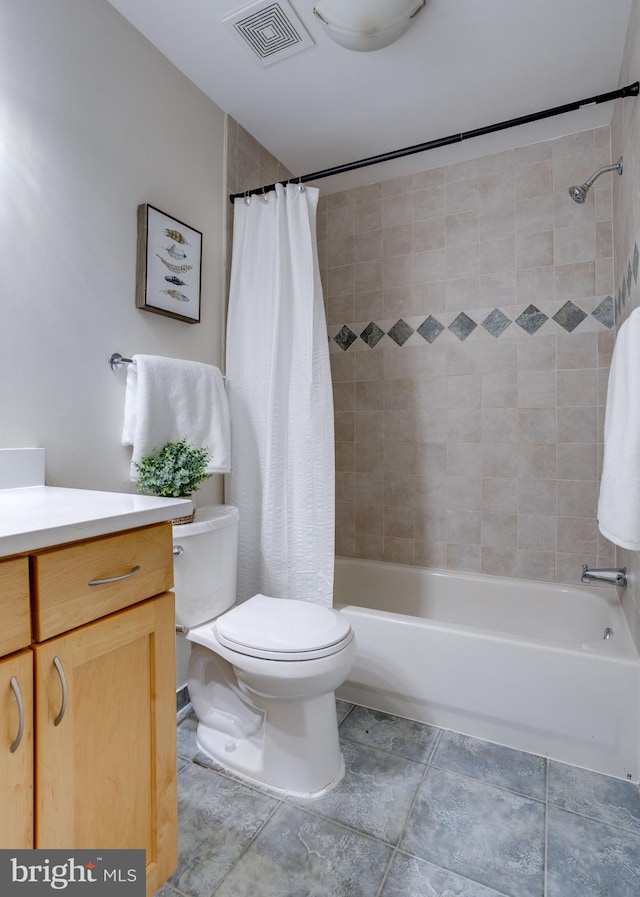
<box><xmin>172</xmin><ymin>505</ymin><xmax>355</xmax><ymax>797</ymax></box>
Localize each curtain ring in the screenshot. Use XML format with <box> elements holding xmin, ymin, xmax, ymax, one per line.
<box><xmin>298</xmin><ymin>177</ymin><xmax>306</xmax><ymax>193</ymax></box>
<box><xmin>243</xmin><ymin>190</ymin><xmax>251</xmax><ymax>206</ymax></box>
<box><xmin>261</xmin><ymin>186</ymin><xmax>269</xmax><ymax>203</ymax></box>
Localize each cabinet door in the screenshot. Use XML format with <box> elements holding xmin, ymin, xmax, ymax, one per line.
<box><xmin>35</xmin><ymin>593</ymin><xmax>177</xmax><ymax>896</ymax></box>
<box><xmin>0</xmin><ymin>650</ymin><xmax>34</xmax><ymax>848</ymax></box>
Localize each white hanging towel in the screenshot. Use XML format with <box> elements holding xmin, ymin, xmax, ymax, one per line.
<box><xmin>122</xmin><ymin>354</ymin><xmax>230</xmax><ymax>480</ymax></box>
<box><xmin>597</xmin><ymin>307</ymin><xmax>640</xmax><ymax>550</ymax></box>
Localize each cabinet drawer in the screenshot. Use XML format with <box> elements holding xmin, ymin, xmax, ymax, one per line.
<box><xmin>32</xmin><ymin>523</ymin><xmax>173</xmax><ymax>641</ymax></box>
<box><xmin>0</xmin><ymin>557</ymin><xmax>31</xmax><ymax>656</ymax></box>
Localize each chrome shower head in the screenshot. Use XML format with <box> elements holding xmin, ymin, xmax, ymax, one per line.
<box><xmin>568</xmin><ymin>156</ymin><xmax>623</xmax><ymax>204</ymax></box>
<box><xmin>568</xmin><ymin>184</ymin><xmax>588</xmax><ymax>204</ymax></box>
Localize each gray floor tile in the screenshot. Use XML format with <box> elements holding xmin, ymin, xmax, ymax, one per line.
<box><xmin>170</xmin><ymin>763</ymin><xmax>279</xmax><ymax>897</ymax></box>
<box><xmin>432</xmin><ymin>730</ymin><xmax>546</xmax><ymax>800</ymax></box>
<box><xmin>176</xmin><ymin>714</ymin><xmax>199</xmax><ymax>761</ymax></box>
<box><xmin>339</xmin><ymin>705</ymin><xmax>441</xmax><ymax>764</ymax></box>
<box><xmin>548</xmin><ymin>761</ymin><xmax>640</xmax><ymax>834</ymax></box>
<box><xmin>381</xmin><ymin>852</ymin><xmax>506</xmax><ymax>897</ymax></box>
<box><xmin>336</xmin><ymin>699</ymin><xmax>354</xmax><ymax>724</ymax></box>
<box><xmin>400</xmin><ymin>766</ymin><xmax>544</xmax><ymax>897</ymax></box>
<box><xmin>168</xmin><ymin>708</ymin><xmax>638</xmax><ymax>897</ymax></box>
<box><xmin>547</xmin><ymin>806</ymin><xmax>640</xmax><ymax>897</ymax></box>
<box><xmin>213</xmin><ymin>804</ymin><xmax>393</xmax><ymax>897</ymax></box>
<box><xmin>290</xmin><ymin>738</ymin><xmax>425</xmax><ymax>844</ymax></box>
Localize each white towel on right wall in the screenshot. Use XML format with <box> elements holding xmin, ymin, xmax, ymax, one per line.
<box><xmin>598</xmin><ymin>307</ymin><xmax>640</xmax><ymax>550</ymax></box>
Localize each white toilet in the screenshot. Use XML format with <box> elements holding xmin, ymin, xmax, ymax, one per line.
<box><xmin>172</xmin><ymin>504</ymin><xmax>355</xmax><ymax>797</ymax></box>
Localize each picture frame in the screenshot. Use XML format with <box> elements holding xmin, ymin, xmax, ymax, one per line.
<box><xmin>136</xmin><ymin>203</ymin><xmax>202</xmax><ymax>323</ymax></box>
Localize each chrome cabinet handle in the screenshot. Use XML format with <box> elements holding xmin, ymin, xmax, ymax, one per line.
<box><xmin>88</xmin><ymin>565</ymin><xmax>141</xmax><ymax>586</ymax></box>
<box><xmin>53</xmin><ymin>656</ymin><xmax>68</xmax><ymax>727</ymax></box>
<box><xmin>173</xmin><ymin>545</ymin><xmax>184</xmax><ymax>557</ymax></box>
<box><xmin>9</xmin><ymin>676</ymin><xmax>25</xmax><ymax>753</ymax></box>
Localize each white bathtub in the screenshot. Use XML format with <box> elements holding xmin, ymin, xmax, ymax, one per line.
<box><xmin>335</xmin><ymin>558</ymin><xmax>640</xmax><ymax>781</ymax></box>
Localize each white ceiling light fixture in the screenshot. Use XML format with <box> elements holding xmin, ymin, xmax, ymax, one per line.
<box><xmin>313</xmin><ymin>0</ymin><xmax>426</xmax><ymax>52</ymax></box>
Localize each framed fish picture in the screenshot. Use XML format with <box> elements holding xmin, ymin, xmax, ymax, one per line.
<box><xmin>136</xmin><ymin>204</ymin><xmax>202</xmax><ymax>323</ymax></box>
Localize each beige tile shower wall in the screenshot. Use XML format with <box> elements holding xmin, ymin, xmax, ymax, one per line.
<box><xmin>612</xmin><ymin>0</ymin><xmax>640</xmax><ymax>649</ymax></box>
<box><xmin>225</xmin><ymin>115</ymin><xmax>292</xmax><ymax>289</ymax></box>
<box><xmin>321</xmin><ymin>127</ymin><xmax>618</xmax><ymax>583</ymax></box>
<box><xmin>226</xmin><ymin>115</ymin><xmax>292</xmax><ymax>198</ymax></box>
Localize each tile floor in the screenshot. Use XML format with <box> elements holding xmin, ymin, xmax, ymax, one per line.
<box><xmin>156</xmin><ymin>702</ymin><xmax>640</xmax><ymax>897</ymax></box>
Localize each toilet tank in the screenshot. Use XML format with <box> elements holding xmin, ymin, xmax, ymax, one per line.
<box><xmin>172</xmin><ymin>504</ymin><xmax>239</xmax><ymax>630</ymax></box>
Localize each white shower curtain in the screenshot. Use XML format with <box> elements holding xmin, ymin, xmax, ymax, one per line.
<box><xmin>225</xmin><ymin>183</ymin><xmax>335</xmax><ymax>607</ymax></box>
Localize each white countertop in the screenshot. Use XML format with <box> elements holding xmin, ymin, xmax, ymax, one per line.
<box><xmin>0</xmin><ymin>486</ymin><xmax>191</xmax><ymax>556</ymax></box>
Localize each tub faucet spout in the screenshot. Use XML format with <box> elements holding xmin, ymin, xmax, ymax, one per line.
<box><xmin>581</xmin><ymin>564</ymin><xmax>627</xmax><ymax>588</ymax></box>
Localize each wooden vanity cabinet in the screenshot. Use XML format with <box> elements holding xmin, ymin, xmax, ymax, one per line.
<box><xmin>34</xmin><ymin>593</ymin><xmax>176</xmax><ymax>894</ymax></box>
<box><xmin>0</xmin><ymin>649</ymin><xmax>34</xmax><ymax>849</ymax></box>
<box><xmin>0</xmin><ymin>557</ymin><xmax>33</xmax><ymax>849</ymax></box>
<box><xmin>0</xmin><ymin>557</ymin><xmax>31</xmax><ymax>656</ymax></box>
<box><xmin>0</xmin><ymin>523</ymin><xmax>178</xmax><ymax>897</ymax></box>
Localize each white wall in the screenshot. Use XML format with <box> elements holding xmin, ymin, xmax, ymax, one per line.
<box><xmin>1</xmin><ymin>0</ymin><xmax>229</xmax><ymax>690</ymax></box>
<box><xmin>1</xmin><ymin>0</ymin><xmax>226</xmax><ymax>507</ymax></box>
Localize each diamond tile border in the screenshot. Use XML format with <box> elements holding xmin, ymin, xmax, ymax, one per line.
<box><xmin>482</xmin><ymin>308</ymin><xmax>512</xmax><ymax>339</ymax></box>
<box><xmin>616</xmin><ymin>239</ymin><xmax>639</xmax><ymax>325</ymax></box>
<box><xmin>417</xmin><ymin>316</ymin><xmax>445</xmax><ymax>344</ymax></box>
<box><xmin>592</xmin><ymin>296</ymin><xmax>614</xmax><ymax>329</ymax></box>
<box><xmin>334</xmin><ymin>325</ymin><xmax>357</xmax><ymax>351</ymax></box>
<box><xmin>553</xmin><ymin>301</ymin><xmax>587</xmax><ymax>333</ymax></box>
<box><xmin>515</xmin><ymin>304</ymin><xmax>549</xmax><ymax>335</ymax></box>
<box><xmin>360</xmin><ymin>322</ymin><xmax>385</xmax><ymax>348</ymax></box>
<box><xmin>448</xmin><ymin>312</ymin><xmax>477</xmax><ymax>341</ymax></box>
<box><xmin>388</xmin><ymin>319</ymin><xmax>414</xmax><ymax>346</ymax></box>
<box><xmin>330</xmin><ymin>297</ymin><xmax>615</xmax><ymax>351</ymax></box>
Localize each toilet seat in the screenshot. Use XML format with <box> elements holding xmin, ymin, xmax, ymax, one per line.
<box><xmin>213</xmin><ymin>594</ymin><xmax>353</xmax><ymax>661</ymax></box>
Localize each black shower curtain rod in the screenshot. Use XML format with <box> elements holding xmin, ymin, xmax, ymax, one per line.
<box><xmin>229</xmin><ymin>81</ymin><xmax>639</xmax><ymax>203</ymax></box>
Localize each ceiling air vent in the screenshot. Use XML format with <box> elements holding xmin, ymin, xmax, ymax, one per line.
<box><xmin>223</xmin><ymin>1</ymin><xmax>314</xmax><ymax>67</ymax></box>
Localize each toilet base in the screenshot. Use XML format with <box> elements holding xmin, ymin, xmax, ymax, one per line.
<box><xmin>195</xmin><ymin>691</ymin><xmax>345</xmax><ymax>797</ymax></box>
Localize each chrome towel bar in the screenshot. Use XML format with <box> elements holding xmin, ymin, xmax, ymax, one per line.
<box><xmin>109</xmin><ymin>352</ymin><xmax>227</xmax><ymax>383</ymax></box>
<box><xmin>109</xmin><ymin>352</ymin><xmax>133</xmax><ymax>371</ymax></box>
<box><xmin>108</xmin><ymin>352</ymin><xmax>227</xmax><ymax>380</ymax></box>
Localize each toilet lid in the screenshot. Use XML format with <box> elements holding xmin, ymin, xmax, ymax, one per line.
<box><xmin>213</xmin><ymin>594</ymin><xmax>352</xmax><ymax>659</ymax></box>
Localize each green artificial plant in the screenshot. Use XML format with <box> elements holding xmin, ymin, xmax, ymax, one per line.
<box><xmin>134</xmin><ymin>438</ymin><xmax>212</xmax><ymax>497</ymax></box>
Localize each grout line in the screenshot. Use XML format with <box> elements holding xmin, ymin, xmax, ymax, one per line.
<box><xmin>388</xmin><ymin>848</ymin><xmax>515</xmax><ymax>897</ymax></box>
<box><xmin>211</xmin><ymin>799</ymin><xmax>283</xmax><ymax>895</ymax></box>
<box><xmin>426</xmin><ymin>725</ymin><xmax>443</xmax><ymax>765</ymax></box>
<box><xmin>427</xmin><ymin>759</ymin><xmax>547</xmax><ymax>804</ymax></box>
<box><xmin>337</xmin><ymin>731</ymin><xmax>435</xmax><ymax>767</ymax></box>
<box><xmin>396</xmin><ymin>755</ymin><xmax>430</xmax><ymax>845</ymax></box>
<box><xmin>544</xmin><ymin>802</ymin><xmax>640</xmax><ymax>838</ymax></box>
<box><xmin>161</xmin><ymin>883</ymin><xmax>192</xmax><ymax>897</ymax></box>
<box><xmin>374</xmin><ymin>849</ymin><xmax>395</xmax><ymax>897</ymax></box>
<box><xmin>376</xmin><ymin>729</ymin><xmax>436</xmax><ymax>895</ymax></box>
<box><xmin>544</xmin><ymin>757</ymin><xmax>550</xmax><ymax>897</ymax></box>
<box><xmin>287</xmin><ymin>800</ymin><xmax>398</xmax><ymax>850</ymax></box>
<box><xmin>374</xmin><ymin>734</ymin><xmax>441</xmax><ymax>896</ymax></box>
<box><xmin>337</xmin><ymin>701</ymin><xmax>357</xmax><ymax>726</ymax></box>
